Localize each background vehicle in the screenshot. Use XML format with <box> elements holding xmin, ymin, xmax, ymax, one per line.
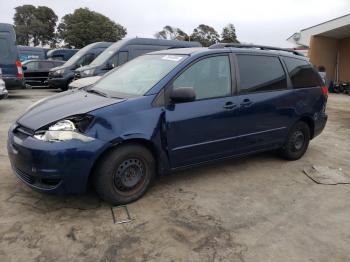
<box><xmin>47</xmin><ymin>48</ymin><xmax>79</xmax><ymax>61</ymax></box>
<box><xmin>22</xmin><ymin>60</ymin><xmax>65</xmax><ymax>88</ymax></box>
<box><xmin>48</xmin><ymin>42</ymin><xmax>112</xmax><ymax>91</ymax></box>
<box><xmin>7</xmin><ymin>44</ymin><xmax>328</xmax><ymax>205</ymax></box>
<box><xmin>0</xmin><ymin>23</ymin><xmax>24</xmax><ymax>89</ymax></box>
<box><xmin>0</xmin><ymin>78</ymin><xmax>8</xmax><ymax>99</ymax></box>
<box><xmin>75</xmin><ymin>38</ymin><xmax>201</xmax><ymax>79</ymax></box>
<box><xmin>17</xmin><ymin>46</ymin><xmax>47</xmax><ymax>62</ymax></box>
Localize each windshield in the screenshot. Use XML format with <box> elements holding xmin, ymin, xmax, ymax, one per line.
<box><xmin>90</xmin><ymin>40</ymin><xmax>125</xmax><ymax>66</ymax></box>
<box><xmin>92</xmin><ymin>54</ymin><xmax>187</xmax><ymax>97</ymax></box>
<box><xmin>64</xmin><ymin>44</ymin><xmax>94</xmax><ymax>66</ymax></box>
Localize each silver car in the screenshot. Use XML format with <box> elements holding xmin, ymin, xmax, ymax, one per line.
<box><xmin>0</xmin><ymin>78</ymin><xmax>8</xmax><ymax>99</ymax></box>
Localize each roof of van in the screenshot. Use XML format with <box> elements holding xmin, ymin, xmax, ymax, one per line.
<box><xmin>84</xmin><ymin>42</ymin><xmax>113</xmax><ymax>49</ymax></box>
<box><xmin>0</xmin><ymin>23</ymin><xmax>15</xmax><ymax>30</ymax></box>
<box><xmin>17</xmin><ymin>45</ymin><xmax>46</xmax><ymax>51</ymax></box>
<box><xmin>47</xmin><ymin>48</ymin><xmax>78</xmax><ymax>55</ymax></box>
<box><xmin>109</xmin><ymin>38</ymin><xmax>201</xmax><ymax>48</ymax></box>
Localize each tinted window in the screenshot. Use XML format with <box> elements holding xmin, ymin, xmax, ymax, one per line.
<box><xmin>24</xmin><ymin>61</ymin><xmax>38</xmax><ymax>70</ymax></box>
<box><xmin>237</xmin><ymin>55</ymin><xmax>287</xmax><ymax>94</ymax></box>
<box><xmin>107</xmin><ymin>51</ymin><xmax>128</xmax><ymax>67</ymax></box>
<box><xmin>83</xmin><ymin>53</ymin><xmax>95</xmax><ymax>66</ymax></box>
<box><xmin>173</xmin><ymin>56</ymin><xmax>231</xmax><ymax>100</ymax></box>
<box><xmin>39</xmin><ymin>61</ymin><xmax>53</xmax><ymax>70</ymax></box>
<box><xmin>53</xmin><ymin>61</ymin><xmax>64</xmax><ymax>66</ymax></box>
<box><xmin>118</xmin><ymin>51</ymin><xmax>128</xmax><ymax>66</ymax></box>
<box><xmin>109</xmin><ymin>53</ymin><xmax>118</xmax><ymax>67</ymax></box>
<box><xmin>283</xmin><ymin>57</ymin><xmax>321</xmax><ymax>88</ymax></box>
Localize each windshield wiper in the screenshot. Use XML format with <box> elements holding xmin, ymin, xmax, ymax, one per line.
<box><xmin>85</xmin><ymin>89</ymin><xmax>109</xmax><ymax>98</ymax></box>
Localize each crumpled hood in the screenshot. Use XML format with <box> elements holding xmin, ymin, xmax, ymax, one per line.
<box><xmin>17</xmin><ymin>89</ymin><xmax>125</xmax><ymax>131</ymax></box>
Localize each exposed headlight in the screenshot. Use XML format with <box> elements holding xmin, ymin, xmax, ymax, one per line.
<box><xmin>82</xmin><ymin>69</ymin><xmax>94</xmax><ymax>76</ymax></box>
<box><xmin>34</xmin><ymin>119</ymin><xmax>94</xmax><ymax>142</ymax></box>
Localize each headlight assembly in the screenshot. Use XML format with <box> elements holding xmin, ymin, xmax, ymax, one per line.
<box><xmin>82</xmin><ymin>69</ymin><xmax>94</xmax><ymax>76</ymax></box>
<box><xmin>53</xmin><ymin>69</ymin><xmax>64</xmax><ymax>77</ymax></box>
<box><xmin>34</xmin><ymin>118</ymin><xmax>95</xmax><ymax>142</ymax></box>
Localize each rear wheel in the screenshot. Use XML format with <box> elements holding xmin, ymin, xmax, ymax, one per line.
<box><xmin>279</xmin><ymin>121</ymin><xmax>310</xmax><ymax>160</ymax></box>
<box><xmin>94</xmin><ymin>143</ymin><xmax>155</xmax><ymax>205</ymax></box>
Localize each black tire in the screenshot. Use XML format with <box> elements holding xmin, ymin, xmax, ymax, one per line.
<box><xmin>60</xmin><ymin>85</ymin><xmax>69</xmax><ymax>91</ymax></box>
<box><xmin>93</xmin><ymin>143</ymin><xmax>155</xmax><ymax>205</ymax></box>
<box><xmin>279</xmin><ymin>121</ymin><xmax>310</xmax><ymax>160</ymax></box>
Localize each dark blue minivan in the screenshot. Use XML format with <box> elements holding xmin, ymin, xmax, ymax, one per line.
<box><xmin>7</xmin><ymin>44</ymin><xmax>328</xmax><ymax>204</ymax></box>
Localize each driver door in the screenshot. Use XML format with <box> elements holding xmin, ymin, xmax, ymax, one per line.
<box><xmin>165</xmin><ymin>55</ymin><xmax>240</xmax><ymax>168</ymax></box>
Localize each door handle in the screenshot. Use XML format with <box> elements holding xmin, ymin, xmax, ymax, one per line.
<box><xmin>240</xmin><ymin>99</ymin><xmax>253</xmax><ymax>107</ymax></box>
<box><xmin>223</xmin><ymin>102</ymin><xmax>237</xmax><ymax>110</ymax></box>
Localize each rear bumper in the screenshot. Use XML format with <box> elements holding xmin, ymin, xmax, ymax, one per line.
<box><xmin>2</xmin><ymin>77</ymin><xmax>25</xmax><ymax>90</ymax></box>
<box><xmin>313</xmin><ymin>113</ymin><xmax>327</xmax><ymax>138</ymax></box>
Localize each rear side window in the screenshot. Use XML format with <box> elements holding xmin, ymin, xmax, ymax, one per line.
<box><xmin>283</xmin><ymin>57</ymin><xmax>321</xmax><ymax>88</ymax></box>
<box><xmin>237</xmin><ymin>55</ymin><xmax>287</xmax><ymax>94</ymax></box>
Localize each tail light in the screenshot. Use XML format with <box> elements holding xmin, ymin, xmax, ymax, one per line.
<box><xmin>16</xmin><ymin>59</ymin><xmax>23</xmax><ymax>78</ymax></box>
<box><xmin>321</xmin><ymin>86</ymin><xmax>328</xmax><ymax>98</ymax></box>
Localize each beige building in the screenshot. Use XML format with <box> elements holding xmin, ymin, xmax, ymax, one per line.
<box><xmin>287</xmin><ymin>14</ymin><xmax>350</xmax><ymax>83</ymax></box>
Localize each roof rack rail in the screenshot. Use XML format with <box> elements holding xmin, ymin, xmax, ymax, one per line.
<box><xmin>209</xmin><ymin>43</ymin><xmax>304</xmax><ymax>56</ymax></box>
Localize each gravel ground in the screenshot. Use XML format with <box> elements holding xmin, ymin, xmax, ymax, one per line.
<box><xmin>0</xmin><ymin>89</ymin><xmax>349</xmax><ymax>262</ymax></box>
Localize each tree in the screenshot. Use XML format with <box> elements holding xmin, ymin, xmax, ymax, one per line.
<box><xmin>13</xmin><ymin>5</ymin><xmax>58</xmax><ymax>46</ymax></box>
<box><xmin>190</xmin><ymin>24</ymin><xmax>220</xmax><ymax>47</ymax></box>
<box><xmin>221</xmin><ymin>23</ymin><xmax>239</xmax><ymax>43</ymax></box>
<box><xmin>57</xmin><ymin>8</ymin><xmax>127</xmax><ymax>48</ymax></box>
<box><xmin>155</xmin><ymin>25</ymin><xmax>188</xmax><ymax>41</ymax></box>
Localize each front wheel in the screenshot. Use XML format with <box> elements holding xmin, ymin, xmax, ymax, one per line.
<box><xmin>279</xmin><ymin>121</ymin><xmax>310</xmax><ymax>160</ymax></box>
<box><xmin>93</xmin><ymin>143</ymin><xmax>155</xmax><ymax>205</ymax></box>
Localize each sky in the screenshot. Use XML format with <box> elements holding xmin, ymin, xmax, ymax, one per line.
<box><xmin>0</xmin><ymin>0</ymin><xmax>349</xmax><ymax>47</ymax></box>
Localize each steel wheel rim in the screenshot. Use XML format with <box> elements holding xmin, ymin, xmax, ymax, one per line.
<box><xmin>113</xmin><ymin>158</ymin><xmax>146</xmax><ymax>195</ymax></box>
<box><xmin>292</xmin><ymin>130</ymin><xmax>305</xmax><ymax>151</ymax></box>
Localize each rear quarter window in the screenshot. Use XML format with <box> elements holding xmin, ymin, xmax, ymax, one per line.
<box><xmin>283</xmin><ymin>57</ymin><xmax>321</xmax><ymax>88</ymax></box>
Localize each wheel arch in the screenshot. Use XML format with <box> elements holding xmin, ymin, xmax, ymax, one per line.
<box><xmin>299</xmin><ymin>116</ymin><xmax>315</xmax><ymax>139</ymax></box>
<box><xmin>87</xmin><ymin>138</ymin><xmax>160</xmax><ymax>189</ymax></box>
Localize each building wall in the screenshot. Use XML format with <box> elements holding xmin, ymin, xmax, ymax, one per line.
<box><xmin>338</xmin><ymin>37</ymin><xmax>350</xmax><ymax>82</ymax></box>
<box><xmin>308</xmin><ymin>36</ymin><xmax>339</xmax><ymax>81</ymax></box>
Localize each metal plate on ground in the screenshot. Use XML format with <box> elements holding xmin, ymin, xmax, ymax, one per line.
<box><xmin>304</xmin><ymin>165</ymin><xmax>350</xmax><ymax>185</ymax></box>
<box><xmin>111</xmin><ymin>205</ymin><xmax>133</xmax><ymax>224</ymax></box>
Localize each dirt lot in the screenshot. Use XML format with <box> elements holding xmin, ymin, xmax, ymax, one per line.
<box><xmin>0</xmin><ymin>89</ymin><xmax>350</xmax><ymax>262</ymax></box>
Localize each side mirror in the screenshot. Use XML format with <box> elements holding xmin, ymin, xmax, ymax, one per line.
<box><xmin>22</xmin><ymin>65</ymin><xmax>27</xmax><ymax>70</ymax></box>
<box><xmin>170</xmin><ymin>87</ymin><xmax>196</xmax><ymax>103</ymax></box>
<box><xmin>105</xmin><ymin>63</ymin><xmax>114</xmax><ymax>70</ymax></box>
